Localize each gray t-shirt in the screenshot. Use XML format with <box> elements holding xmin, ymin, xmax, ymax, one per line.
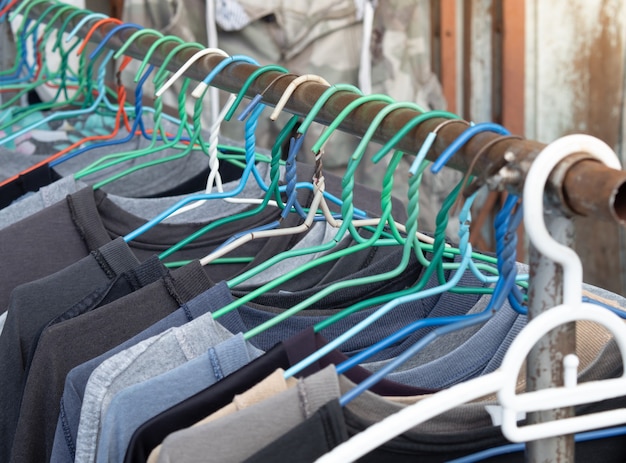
<box><xmin>74</xmin><ymin>313</ymin><xmax>240</xmax><ymax>463</ymax></box>
<box><xmin>96</xmin><ymin>335</ymin><xmax>263</xmax><ymax>463</ymax></box>
<box><xmin>0</xmin><ymin>238</ymin><xmax>141</xmax><ymax>462</ymax></box>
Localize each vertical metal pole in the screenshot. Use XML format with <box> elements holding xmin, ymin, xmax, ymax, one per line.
<box><xmin>526</xmin><ymin>210</ymin><xmax>576</xmax><ymax>463</ymax></box>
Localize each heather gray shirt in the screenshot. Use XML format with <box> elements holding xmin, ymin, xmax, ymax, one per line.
<box><xmin>95</xmin><ymin>335</ymin><xmax>263</xmax><ymax>463</ymax></box>
<box><xmin>74</xmin><ymin>314</ymin><xmax>238</xmax><ymax>463</ymax></box>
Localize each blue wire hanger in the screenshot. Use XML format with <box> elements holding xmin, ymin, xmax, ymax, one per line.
<box><xmin>122</xmin><ymin>65</ymin><xmax>276</xmax><ymax>243</ymax></box>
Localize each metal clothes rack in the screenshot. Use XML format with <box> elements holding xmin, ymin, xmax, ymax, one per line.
<box><xmin>19</xmin><ymin>2</ymin><xmax>626</xmax><ymax>462</ymax></box>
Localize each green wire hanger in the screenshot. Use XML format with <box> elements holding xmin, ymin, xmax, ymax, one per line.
<box><xmin>195</xmin><ymin>75</ymin><xmax>373</xmax><ymax>266</ymax></box>
<box><xmin>0</xmin><ymin>12</ymin><xmax>122</xmax><ymax>146</ymax></box>
<box><xmin>72</xmin><ymin>37</ymin><xmax>202</xmax><ymax>176</ymax></box>
<box><xmin>154</xmin><ymin>49</ymin><xmax>277</xmax><ymax>219</ymax></box>
<box><xmin>205</xmin><ymin>96</ymin><xmax>433</xmax><ymax>334</ymax></box>
<box><xmin>0</xmin><ymin>0</ymin><xmax>43</xmax><ymax>80</ymax></box>
<box><xmin>201</xmin><ymin>92</ymin><xmax>396</xmax><ymax>286</ymax></box>
<box><xmin>309</xmin><ymin>120</ymin><xmax>525</xmax><ymax>336</ymax></box>
<box><xmin>237</xmin><ymin>108</ymin><xmax>508</xmax><ymax>340</ymax></box>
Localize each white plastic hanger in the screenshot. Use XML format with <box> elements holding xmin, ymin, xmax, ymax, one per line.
<box><xmin>315</xmin><ymin>134</ymin><xmax>626</xmax><ymax>463</ymax></box>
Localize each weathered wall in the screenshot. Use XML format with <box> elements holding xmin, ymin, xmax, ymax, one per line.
<box><xmin>526</xmin><ymin>0</ymin><xmax>626</xmax><ymax>293</ymax></box>
<box><xmin>434</xmin><ymin>0</ymin><xmax>626</xmax><ymax>294</ymax></box>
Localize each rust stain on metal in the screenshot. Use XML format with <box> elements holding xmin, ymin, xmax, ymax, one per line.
<box><xmin>567</xmin><ymin>0</ymin><xmax>625</xmax><ymax>294</ymax></box>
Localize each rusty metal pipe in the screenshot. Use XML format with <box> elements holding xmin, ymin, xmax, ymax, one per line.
<box><xmin>24</xmin><ymin>3</ymin><xmax>626</xmax><ymax>226</ymax></box>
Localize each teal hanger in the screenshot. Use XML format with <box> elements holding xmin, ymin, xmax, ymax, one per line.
<box><xmin>121</xmin><ymin>62</ymin><xmax>284</xmax><ymax>244</ymax></box>
<box><xmin>283</xmin><ymin>123</ymin><xmax>524</xmax><ymax>379</ymax></box>
<box><xmin>206</xmin><ymin>98</ymin><xmax>456</xmax><ymax>336</ymax></box>
<box><xmin>155</xmin><ymin>53</ymin><xmax>265</xmax><ymax>218</ymax></box>
<box><xmin>284</xmin><ymin>186</ymin><xmax>480</xmax><ymax>379</ymax></box>
<box><xmin>159</xmin><ymin>114</ymin><xmax>297</xmax><ymax>263</ymax></box>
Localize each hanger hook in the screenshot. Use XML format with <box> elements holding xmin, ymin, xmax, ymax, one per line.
<box><xmin>430</xmin><ymin>122</ymin><xmax>511</xmax><ymax>173</ymax></box>
<box><xmin>63</xmin><ymin>11</ymin><xmax>108</xmax><ymax>45</ymax></box>
<box><xmin>74</xmin><ymin>17</ymin><xmax>123</xmax><ymax>56</ymax></box>
<box><xmin>351</xmin><ymin>102</ymin><xmax>425</xmax><ymax>163</ymax></box>
<box><xmin>269</xmin><ymin>74</ymin><xmax>331</xmax><ymax>121</ymax></box>
<box><xmin>523</xmin><ymin>134</ymin><xmax>621</xmax><ymax>306</ymax></box>
<box><xmin>190</xmin><ymin>54</ymin><xmax>259</xmax><ymax>99</ymax></box>
<box><xmin>109</xmin><ymin>28</ymin><xmax>164</xmax><ymax>75</ymax></box>
<box><xmin>310</xmin><ymin>94</ymin><xmax>395</xmax><ymax>156</ymax></box>
<box><xmin>11</xmin><ymin>0</ymin><xmax>53</xmax><ymax>35</ymax></box>
<box><xmin>148</xmin><ymin>40</ymin><xmax>205</xmax><ymax>85</ymax></box>
<box><xmin>297</xmin><ymin>83</ymin><xmax>363</xmax><ymax>136</ymax></box>
<box><xmin>25</xmin><ymin>2</ymin><xmax>71</xmax><ymax>38</ymax></box>
<box><xmin>87</xmin><ymin>23</ymin><xmax>144</xmax><ymax>60</ymax></box>
<box><xmin>295</xmin><ymin>83</ymin><xmax>364</xmax><ymax>177</ymax></box>
<box><xmin>9</xmin><ymin>0</ymin><xmax>44</xmax><ymax>21</ymax></box>
<box><xmin>52</xmin><ymin>8</ymin><xmax>91</xmax><ymax>51</ymax></box>
<box><xmin>156</xmin><ymin>47</ymin><xmax>231</xmax><ymax>97</ymax></box>
<box><xmin>224</xmin><ymin>65</ymin><xmax>288</xmax><ymax>121</ymax></box>
<box><xmin>369</xmin><ymin>111</ymin><xmax>463</xmax><ymax>165</ymax></box>
<box><xmin>134</xmin><ymin>36</ymin><xmax>187</xmax><ymax>83</ymax></box>
<box><xmin>237</xmin><ymin>72</ymin><xmax>298</xmax><ymax>121</ymax></box>
<box><xmin>113</xmin><ymin>28</ymin><xmax>164</xmax><ymax>61</ymax></box>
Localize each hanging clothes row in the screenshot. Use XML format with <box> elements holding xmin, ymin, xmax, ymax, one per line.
<box><xmin>0</xmin><ymin>2</ymin><xmax>625</xmax><ymax>463</ymax></box>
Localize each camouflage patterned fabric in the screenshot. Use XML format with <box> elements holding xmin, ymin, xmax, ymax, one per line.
<box><xmin>122</xmin><ymin>0</ymin><xmax>461</xmax><ymax>235</ymax></box>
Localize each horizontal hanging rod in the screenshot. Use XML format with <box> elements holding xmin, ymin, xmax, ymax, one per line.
<box><xmin>23</xmin><ymin>2</ymin><xmax>626</xmax><ymax>225</ymax></box>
